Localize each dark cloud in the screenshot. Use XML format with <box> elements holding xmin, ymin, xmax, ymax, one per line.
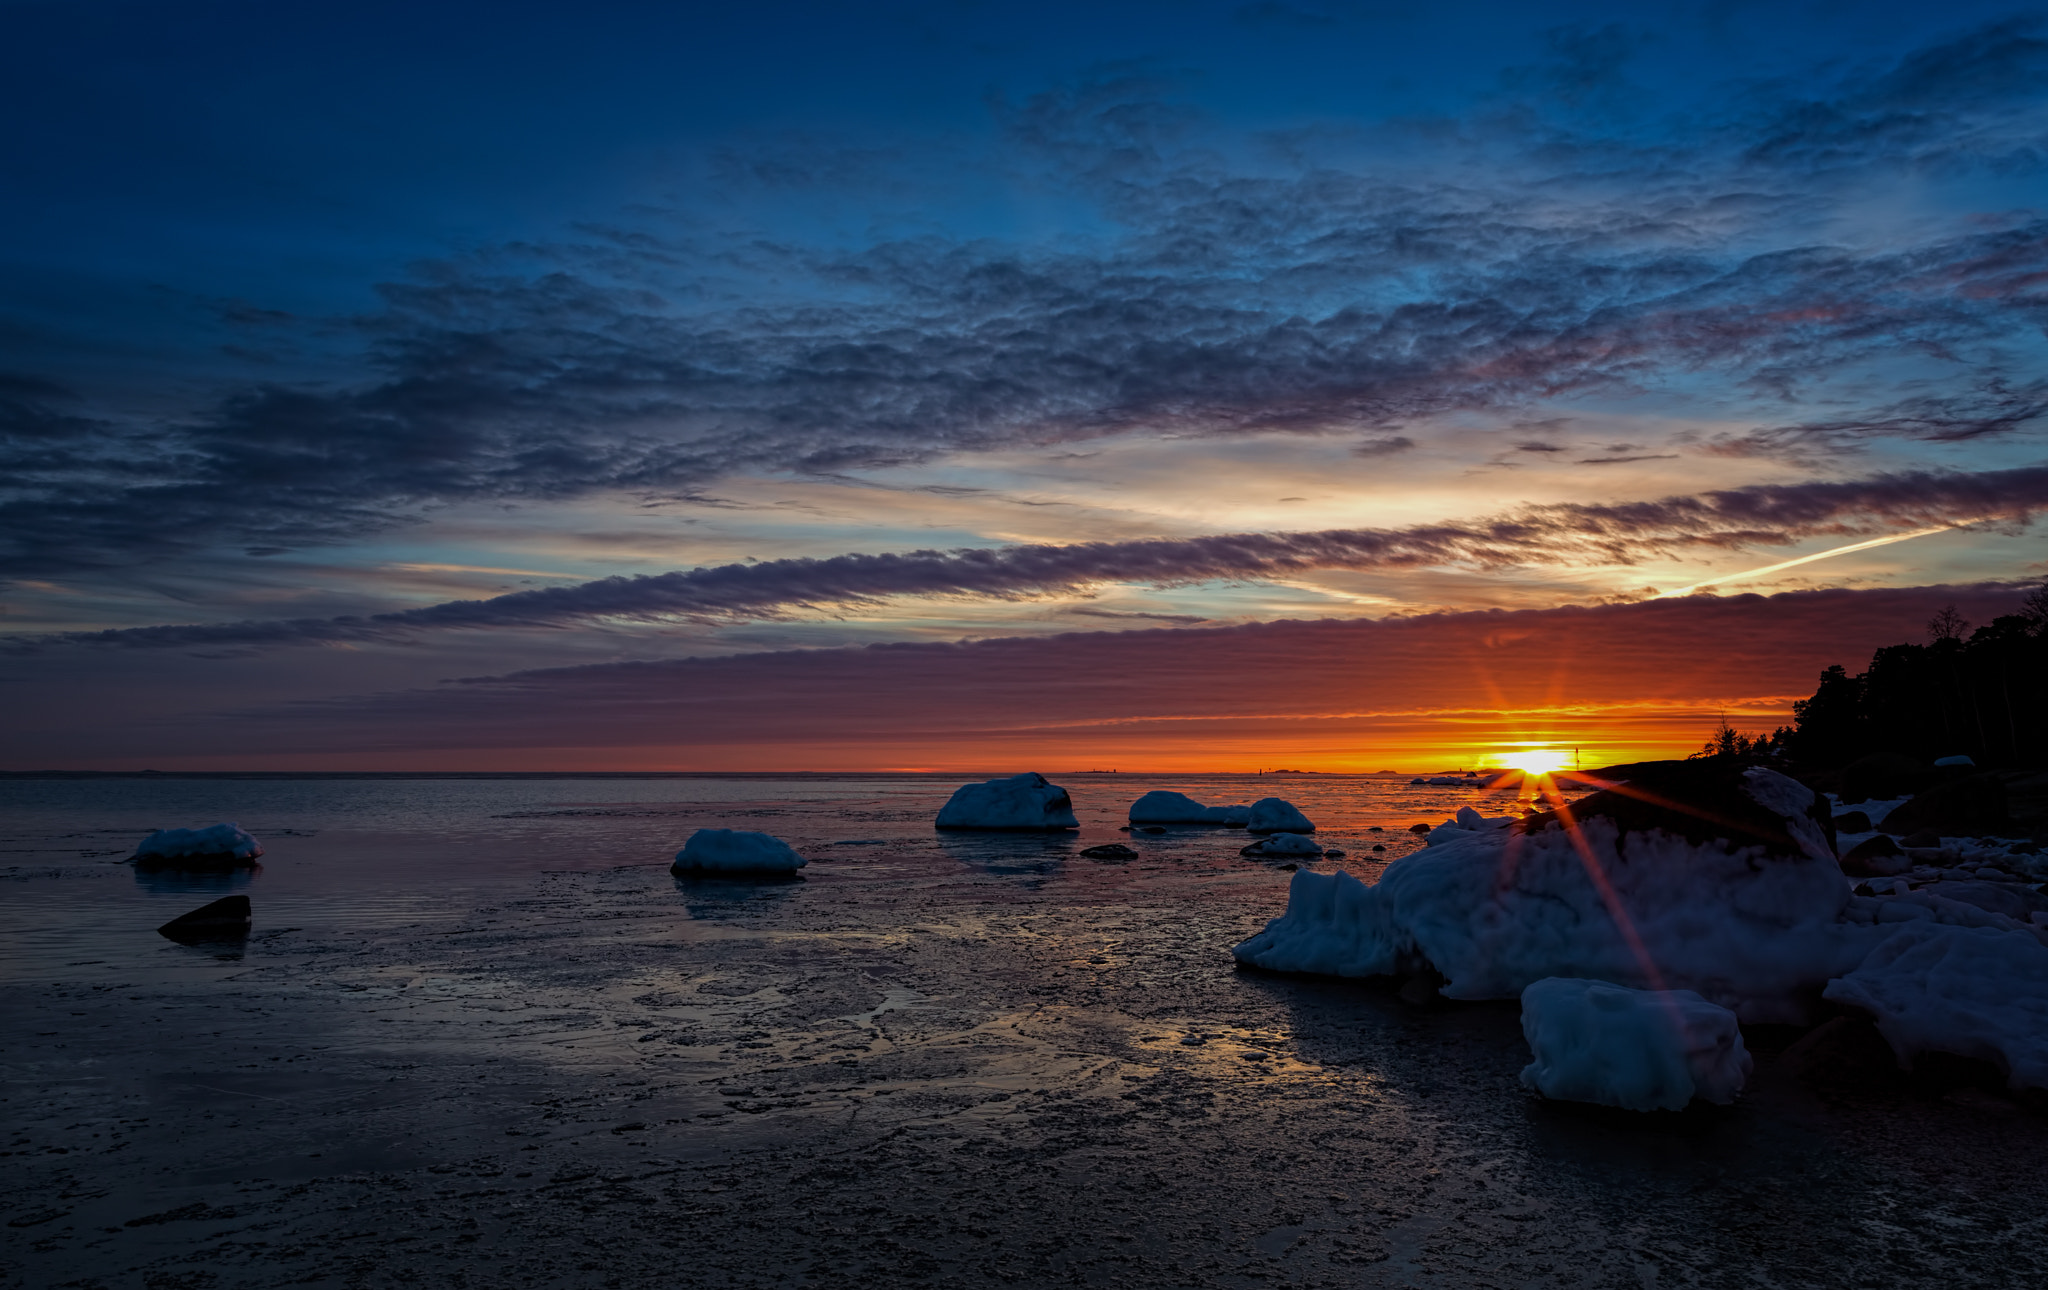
<box><xmin>158</xmin><ymin>583</ymin><xmax>2029</xmax><ymax>759</ymax></box>
<box><xmin>1577</xmin><ymin>454</ymin><xmax>1680</xmax><ymax>464</ymax></box>
<box><xmin>7</xmin><ymin>24</ymin><xmax>2048</xmax><ymax>578</ymax></box>
<box><xmin>17</xmin><ymin>464</ymin><xmax>2042</xmax><ymax>654</ymax></box>
<box><xmin>1353</xmin><ymin>435</ymin><xmax>1416</xmax><ymax>456</ymax></box>
<box><xmin>1709</xmin><ymin>380</ymin><xmax>2048</xmax><ymax>459</ymax></box>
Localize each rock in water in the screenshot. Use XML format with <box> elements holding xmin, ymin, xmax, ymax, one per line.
<box><xmin>1081</xmin><ymin>843</ymin><xmax>1139</xmax><ymax>861</ymax></box>
<box><xmin>671</xmin><ymin>829</ymin><xmax>807</xmax><ymax>875</ymax></box>
<box><xmin>1881</xmin><ymin>774</ymin><xmax>2013</xmax><ymax>839</ymax></box>
<box><xmin>131</xmin><ymin>823</ymin><xmax>264</xmax><ymax>872</ymax></box>
<box><xmin>1246</xmin><ymin>798</ymin><xmax>1315</xmax><ymax>834</ymax></box>
<box><xmin>934</xmin><ymin>773</ymin><xmax>1079</xmax><ymax>830</ymax></box>
<box><xmin>157</xmin><ymin>895</ymin><xmax>252</xmax><ymax>943</ymax></box>
<box><xmin>1831</xmin><ymin>810</ymin><xmax>1873</xmax><ymax>834</ymax></box>
<box><xmin>1518</xmin><ymin>759</ymin><xmax>1836</xmax><ymax>860</ymax></box>
<box><xmin>1519</xmin><ymin>977</ymin><xmax>1752</xmax><ymax>1112</ymax></box>
<box><xmin>1239</xmin><ymin>832</ymin><xmax>1323</xmax><ymax>858</ymax></box>
<box><xmin>1127</xmin><ymin>791</ymin><xmax>1250</xmax><ymax>826</ymax></box>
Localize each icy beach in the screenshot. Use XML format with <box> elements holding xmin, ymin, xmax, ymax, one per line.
<box><xmin>5</xmin><ymin>771</ymin><xmax>2048</xmax><ymax>1288</ymax></box>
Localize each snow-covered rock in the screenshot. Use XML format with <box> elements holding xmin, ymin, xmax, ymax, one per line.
<box><xmin>131</xmin><ymin>823</ymin><xmax>263</xmax><ymax>869</ymax></box>
<box><xmin>1233</xmin><ymin>764</ymin><xmax>1878</xmax><ymax>1023</ymax></box>
<box><xmin>935</xmin><ymin>773</ymin><xmax>1078</xmax><ymax>831</ymax></box>
<box><xmin>1934</xmin><ymin>754</ymin><xmax>1976</xmax><ymax>768</ymax></box>
<box><xmin>1425</xmin><ymin>805</ymin><xmax>1518</xmax><ymax>846</ymax></box>
<box><xmin>1240</xmin><ymin>832</ymin><xmax>1324</xmax><ymax>859</ymax></box>
<box><xmin>1247</xmin><ymin>798</ymin><xmax>1314</xmax><ymax>833</ymax></box>
<box><xmin>672</xmin><ymin>828</ymin><xmax>807</xmax><ymax>875</ymax></box>
<box><xmin>1128</xmin><ymin>790</ymin><xmax>1249</xmax><ymax>826</ymax></box>
<box><xmin>1519</xmin><ymin>977</ymin><xmax>1752</xmax><ymax>1112</ymax></box>
<box><xmin>1824</xmin><ymin>922</ymin><xmax>2048</xmax><ymax>1090</ymax></box>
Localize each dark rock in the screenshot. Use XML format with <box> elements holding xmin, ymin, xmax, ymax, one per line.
<box><xmin>1899</xmin><ymin>828</ymin><xmax>1942</xmax><ymax>849</ymax></box>
<box><xmin>1140</xmin><ymin>825</ymin><xmax>1166</xmax><ymax>835</ymax></box>
<box><xmin>1516</xmin><ymin>758</ymin><xmax>1833</xmax><ymax>861</ymax></box>
<box><xmin>1838</xmin><ymin>752</ymin><xmax>1927</xmax><ymax>805</ymax></box>
<box><xmin>1372</xmin><ymin>844</ymin><xmax>1386</xmax><ymax>852</ymax></box>
<box><xmin>1407</xmin><ymin>823</ymin><xmax>1431</xmax><ymax>835</ymax></box>
<box><xmin>1397</xmin><ymin>964</ymin><xmax>1447</xmax><ymax>1007</ymax></box>
<box><xmin>1831</xmin><ymin>810</ymin><xmax>1873</xmax><ymax>834</ymax></box>
<box><xmin>133</xmin><ymin>850</ymin><xmax>257</xmax><ymax>873</ymax></box>
<box><xmin>1840</xmin><ymin>835</ymin><xmax>1909</xmax><ymax>877</ymax></box>
<box><xmin>1882</xmin><ymin>774</ymin><xmax>2013</xmax><ymax>839</ymax></box>
<box><xmin>1779</xmin><ymin>1015</ymin><xmax>1900</xmax><ymax>1087</ymax></box>
<box><xmin>1080</xmin><ymin>843</ymin><xmax>1139</xmax><ymax>861</ymax></box>
<box><xmin>1322</xmin><ymin>849</ymin><xmax>1345</xmax><ymax>858</ymax></box>
<box><xmin>1367</xmin><ymin>826</ymin><xmax>1384</xmax><ymax>832</ymax></box>
<box><xmin>156</xmin><ymin>895</ymin><xmax>251</xmax><ymax>944</ymax></box>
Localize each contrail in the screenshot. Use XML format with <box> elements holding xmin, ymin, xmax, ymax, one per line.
<box><xmin>1657</xmin><ymin>524</ymin><xmax>1960</xmax><ymax>598</ymax></box>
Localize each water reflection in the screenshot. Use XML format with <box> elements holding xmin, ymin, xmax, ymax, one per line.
<box><xmin>933</xmin><ymin>830</ymin><xmax>1079</xmax><ymax>879</ymax></box>
<box><xmin>672</xmin><ymin>873</ymin><xmax>804</xmax><ymax>921</ymax></box>
<box><xmin>131</xmin><ymin>862</ymin><xmax>262</xmax><ymax>896</ymax></box>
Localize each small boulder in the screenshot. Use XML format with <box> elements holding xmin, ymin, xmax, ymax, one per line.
<box><xmin>1240</xmin><ymin>832</ymin><xmax>1324</xmax><ymax>858</ymax></box>
<box><xmin>1081</xmin><ymin>843</ymin><xmax>1138</xmax><ymax>861</ymax></box>
<box><xmin>1139</xmin><ymin>825</ymin><xmax>1166</xmax><ymax>835</ymax></box>
<box><xmin>1832</xmin><ymin>810</ymin><xmax>1873</xmax><ymax>834</ymax></box>
<box><xmin>1840</xmin><ymin>835</ymin><xmax>1910</xmax><ymax>878</ymax></box>
<box><xmin>157</xmin><ymin>895</ymin><xmax>252</xmax><ymax>944</ymax></box>
<box><xmin>1322</xmin><ymin>849</ymin><xmax>1345</xmax><ymax>859</ymax></box>
<box><xmin>1933</xmin><ymin>754</ymin><xmax>1976</xmax><ymax>768</ymax></box>
<box><xmin>1407</xmin><ymin>822</ymin><xmax>1432</xmax><ymax>835</ymax></box>
<box><xmin>672</xmin><ymin>829</ymin><xmax>807</xmax><ymax>876</ymax></box>
<box><xmin>935</xmin><ymin>773</ymin><xmax>1079</xmax><ymax>831</ymax></box>
<box><xmin>131</xmin><ymin>823</ymin><xmax>263</xmax><ymax>872</ymax></box>
<box><xmin>1247</xmin><ymin>799</ymin><xmax>1315</xmax><ymax>833</ymax></box>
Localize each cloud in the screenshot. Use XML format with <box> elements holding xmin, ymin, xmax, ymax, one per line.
<box><xmin>1353</xmin><ymin>435</ymin><xmax>1416</xmax><ymax>457</ymax></box>
<box><xmin>109</xmin><ymin>582</ymin><xmax>2030</xmax><ymax>763</ymax></box>
<box><xmin>17</xmin><ymin>463</ymin><xmax>2042</xmax><ymax>653</ymax></box>
<box><xmin>8</xmin><ymin>24</ymin><xmax>2048</xmax><ymax>581</ymax></box>
<box><xmin>1577</xmin><ymin>454</ymin><xmax>1679</xmax><ymax>464</ymax></box>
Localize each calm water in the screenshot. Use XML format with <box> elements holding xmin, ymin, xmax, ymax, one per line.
<box><xmin>0</xmin><ymin>773</ymin><xmax>1519</xmax><ymax>983</ymax></box>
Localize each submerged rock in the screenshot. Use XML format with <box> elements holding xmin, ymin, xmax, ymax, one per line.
<box><xmin>1240</xmin><ymin>832</ymin><xmax>1323</xmax><ymax>859</ymax></box>
<box><xmin>672</xmin><ymin>829</ymin><xmax>807</xmax><ymax>876</ymax></box>
<box><xmin>157</xmin><ymin>895</ymin><xmax>252</xmax><ymax>943</ymax></box>
<box><xmin>935</xmin><ymin>773</ymin><xmax>1079</xmax><ymax>831</ymax></box>
<box><xmin>1081</xmin><ymin>843</ymin><xmax>1139</xmax><ymax>861</ymax></box>
<box><xmin>131</xmin><ymin>823</ymin><xmax>264</xmax><ymax>872</ymax></box>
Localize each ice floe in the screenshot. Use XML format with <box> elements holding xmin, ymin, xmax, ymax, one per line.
<box><xmin>935</xmin><ymin>773</ymin><xmax>1079</xmax><ymax>831</ymax></box>
<box><xmin>1239</xmin><ymin>832</ymin><xmax>1325</xmax><ymax>859</ymax></box>
<box><xmin>672</xmin><ymin>828</ymin><xmax>808</xmax><ymax>875</ymax></box>
<box><xmin>1519</xmin><ymin>977</ymin><xmax>1752</xmax><ymax>1111</ymax></box>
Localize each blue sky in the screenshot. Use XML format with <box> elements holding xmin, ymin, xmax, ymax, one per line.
<box><xmin>5</xmin><ymin>0</ymin><xmax>2047</xmax><ymax>766</ymax></box>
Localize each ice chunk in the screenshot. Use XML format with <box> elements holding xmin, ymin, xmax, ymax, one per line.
<box><xmin>1934</xmin><ymin>754</ymin><xmax>1976</xmax><ymax>768</ymax></box>
<box><xmin>1234</xmin><ymin>809</ymin><xmax>1884</xmax><ymax>1022</ymax></box>
<box><xmin>132</xmin><ymin>823</ymin><xmax>263</xmax><ymax>867</ymax></box>
<box><xmin>935</xmin><ymin>773</ymin><xmax>1079</xmax><ymax>831</ymax></box>
<box><xmin>1128</xmin><ymin>790</ymin><xmax>1249</xmax><ymax>826</ymax></box>
<box><xmin>1247</xmin><ymin>798</ymin><xmax>1314</xmax><ymax>833</ymax></box>
<box><xmin>1823</xmin><ymin>921</ymin><xmax>2048</xmax><ymax>1090</ymax></box>
<box><xmin>1519</xmin><ymin>977</ymin><xmax>1752</xmax><ymax>1111</ymax></box>
<box><xmin>672</xmin><ymin>828</ymin><xmax>807</xmax><ymax>875</ymax></box>
<box><xmin>1425</xmin><ymin>805</ymin><xmax>1517</xmax><ymax>846</ymax></box>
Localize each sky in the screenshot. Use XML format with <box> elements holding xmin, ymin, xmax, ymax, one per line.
<box><xmin>4</xmin><ymin>0</ymin><xmax>2047</xmax><ymax>771</ymax></box>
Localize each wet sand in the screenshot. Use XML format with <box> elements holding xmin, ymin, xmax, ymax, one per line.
<box><xmin>6</xmin><ymin>783</ymin><xmax>2048</xmax><ymax>1288</ymax></box>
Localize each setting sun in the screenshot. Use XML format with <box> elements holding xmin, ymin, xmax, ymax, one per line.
<box><xmin>1510</xmin><ymin>748</ymin><xmax>1573</xmax><ymax>776</ymax></box>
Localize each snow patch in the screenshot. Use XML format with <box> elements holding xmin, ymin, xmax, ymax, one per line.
<box><xmin>1824</xmin><ymin>922</ymin><xmax>2048</xmax><ymax>1090</ymax></box>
